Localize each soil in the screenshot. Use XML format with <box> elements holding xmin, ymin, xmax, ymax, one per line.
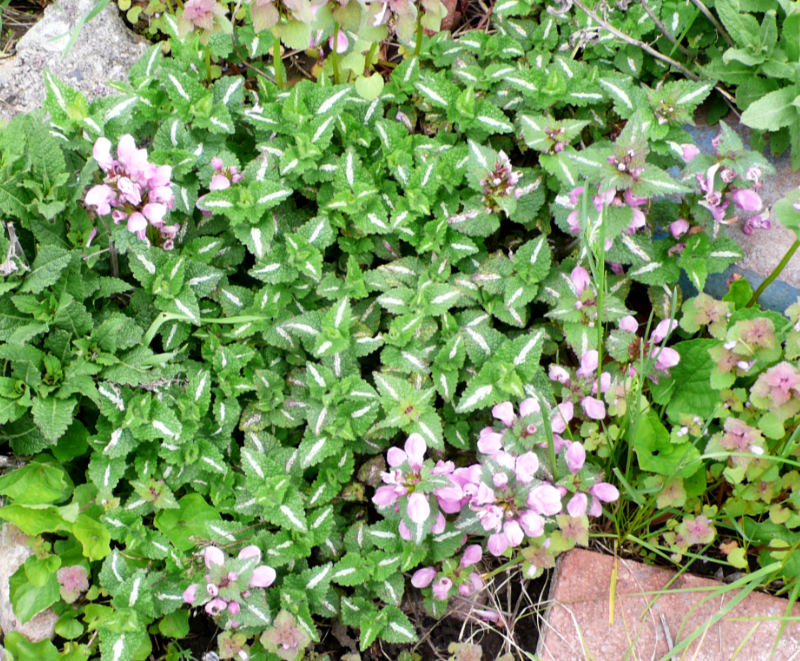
<box><xmin>0</xmin><ymin>0</ymin><xmax>43</xmax><ymax>56</ymax></box>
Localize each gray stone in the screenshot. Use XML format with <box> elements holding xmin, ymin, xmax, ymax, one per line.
<box><xmin>0</xmin><ymin>0</ymin><xmax>149</xmax><ymax>122</ymax></box>
<box><xmin>0</xmin><ymin>523</ymin><xmax>58</xmax><ymax>642</ymax></box>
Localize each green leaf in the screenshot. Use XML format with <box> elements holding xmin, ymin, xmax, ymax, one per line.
<box><xmin>632</xmin><ymin>412</ymin><xmax>701</xmax><ymax>477</ymax></box>
<box><xmin>740</xmin><ymin>86</ymin><xmax>800</xmax><ymax>131</ymax></box>
<box><xmin>0</xmin><ymin>459</ymin><xmax>72</xmax><ymax>504</ymax></box>
<box><xmin>332</xmin><ymin>553</ymin><xmax>370</xmax><ymax>587</ymax></box>
<box><xmin>2</xmin><ymin>632</ymin><xmax>58</xmax><ymax>661</ymax></box>
<box><xmin>31</xmin><ymin>396</ymin><xmax>76</xmax><ymax>443</ymax></box>
<box><xmin>9</xmin><ymin>558</ymin><xmax>60</xmax><ymax>623</ymax></box>
<box><xmin>71</xmin><ymin>513</ymin><xmax>112</xmax><ymax>560</ymax></box>
<box><xmin>154</xmin><ymin>493</ymin><xmax>221</xmax><ymax>551</ymax></box>
<box><xmin>355</xmin><ymin>73</ymin><xmax>385</xmax><ymax>100</ymax></box>
<box><xmin>19</xmin><ymin>245</ymin><xmax>73</xmax><ymax>295</ymax></box>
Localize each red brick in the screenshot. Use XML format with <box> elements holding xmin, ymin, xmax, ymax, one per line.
<box><xmin>537</xmin><ymin>548</ymin><xmax>800</xmax><ymax>660</ymax></box>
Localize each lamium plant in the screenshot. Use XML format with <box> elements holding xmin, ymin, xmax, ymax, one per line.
<box><xmin>4</xmin><ymin>0</ymin><xmax>800</xmax><ymax>659</ymax></box>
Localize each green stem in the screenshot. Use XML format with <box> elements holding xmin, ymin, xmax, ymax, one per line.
<box><xmin>204</xmin><ymin>45</ymin><xmax>212</xmax><ymax>83</ymax></box>
<box><xmin>364</xmin><ymin>41</ymin><xmax>379</xmax><ymax>75</ymax></box>
<box><xmin>273</xmin><ymin>37</ymin><xmax>285</xmax><ymax>89</ymax></box>
<box><xmin>331</xmin><ymin>24</ymin><xmax>342</xmax><ymax>84</ymax></box>
<box><xmin>747</xmin><ymin>239</ymin><xmax>800</xmax><ymax>307</ymax></box>
<box><xmin>413</xmin><ymin>0</ymin><xmax>423</xmax><ymax>57</ymax></box>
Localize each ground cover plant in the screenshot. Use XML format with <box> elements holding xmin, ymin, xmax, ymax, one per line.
<box><xmin>3</xmin><ymin>0</ymin><xmax>800</xmax><ymax>659</ymax></box>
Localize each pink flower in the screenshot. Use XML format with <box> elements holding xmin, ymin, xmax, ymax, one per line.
<box><xmin>514</xmin><ymin>452</ymin><xmax>539</xmax><ymax>484</ymax></box>
<box><xmin>680</xmin><ymin>143</ymin><xmax>700</xmax><ymax>162</ymax></box>
<box><xmin>567</xmin><ymin>493</ymin><xmax>588</xmax><ymax>517</ymax></box>
<box><xmin>619</xmin><ymin>315</ymin><xmax>638</xmax><ymax>333</ymax></box>
<box><xmin>460</xmin><ymin>544</ymin><xmax>483</xmax><ymax>568</ymax></box>
<box><xmin>249</xmin><ymin>565</ymin><xmax>277</xmax><ymax>588</ymax></box>
<box><xmin>568</xmin><ymin>186</ymin><xmax>585</xmax><ymax>206</ymax></box>
<box><xmin>730</xmin><ymin>188</ymin><xmax>762</xmax><ymax>213</ymax></box>
<box><xmin>329</xmin><ymin>29</ymin><xmax>349</xmax><ymax>53</ymax></box>
<box><xmin>211</xmin><ymin>157</ymin><xmax>224</xmax><ymax>171</ymax></box>
<box><xmin>116</xmin><ymin>134</ymin><xmax>150</xmax><ymax>179</ymax></box>
<box><xmin>432</xmin><ymin>512</ymin><xmax>446</xmax><ymax>534</ymax></box>
<box><xmin>549</xmin><ymin>365</ymin><xmax>570</xmax><ymax>385</ymax></box>
<box><xmin>411</xmin><ymin>567</ymin><xmax>437</xmax><ymax>588</ymax></box>
<box><xmin>182</xmin><ymin>0</ymin><xmax>223</xmax><ymax>30</ymax></box>
<box><xmin>590</xmin><ymin>482</ymin><xmax>619</xmax><ymax>502</ymax></box>
<box><xmin>85</xmin><ymin>184</ymin><xmax>116</xmax><ymax>216</ymax></box>
<box><xmin>670</xmin><ymin>218</ymin><xmax>689</xmax><ymax>238</ymax></box>
<box><xmin>527</xmin><ymin>484</ymin><xmax>562</xmax><ymax>516</ymax></box>
<box><xmin>577</xmin><ymin>350</ymin><xmax>598</xmax><ymax>378</ymax></box>
<box><xmin>651</xmin><ymin>346</ymin><xmax>680</xmax><ymax>371</ymax></box>
<box><xmin>142</xmin><ymin>202</ymin><xmax>167</xmax><ymax>226</ymax></box>
<box><xmin>432</xmin><ymin>577</ymin><xmax>452</xmax><ymax>600</ymax></box>
<box><xmin>373</xmin><ymin>485</ymin><xmax>400</xmax><ymax>507</ymax></box>
<box><xmin>57</xmin><ymin>565</ymin><xmax>89</xmax><ymax>597</ymax></box>
<box><xmin>492</xmin><ymin>401</ymin><xmax>516</xmax><ymax>427</ymax></box>
<box><xmin>207</xmin><ymin>583</ymin><xmax>219</xmax><ymax>597</ymax></box>
<box><xmin>651</xmin><ymin>319</ymin><xmax>677</xmax><ymax>344</ymax></box>
<box><xmin>407</xmin><ymin>492</ymin><xmax>430</xmax><ymax>524</ymax></box>
<box><xmin>183</xmin><ymin>583</ymin><xmax>198</xmax><ymax>604</ymax></box>
<box><xmin>581</xmin><ymin>396</ymin><xmax>606</xmax><ymax>420</ymax></box>
<box><xmin>571</xmin><ymin>265</ymin><xmax>591</xmax><ymax>296</ymax></box>
<box><xmin>519</xmin><ymin>510</ymin><xmax>544</xmax><ymax>537</ymax></box>
<box><xmin>459</xmin><ymin>572</ymin><xmax>484</xmax><ymax>596</ymax></box>
<box><xmin>478</xmin><ymin>427</ymin><xmax>504</xmax><ymax>455</ymax></box>
<box><xmin>519</xmin><ymin>397</ymin><xmax>540</xmax><ymax>416</ymax></box>
<box><xmin>210</xmin><ymin>173</ymin><xmax>231</xmax><ymax>190</ymax></box>
<box><xmin>386</xmin><ymin>447</ymin><xmax>406</xmax><ymax>467</ymax></box>
<box><xmin>404</xmin><ymin>433</ymin><xmax>426</xmax><ymax>470</ymax></box>
<box><xmin>228</xmin><ymin>601</ymin><xmax>240</xmax><ymax>615</ymax></box>
<box><xmin>565</xmin><ymin>442</ymin><xmax>586</xmax><ymax>473</ymax></box>
<box><xmin>487</xmin><ymin>532</ymin><xmax>509</xmax><ymax>556</ymax></box>
<box><xmin>205</xmin><ymin>598</ymin><xmax>228</xmax><ymax>616</ymax></box>
<box><xmin>238</xmin><ymin>545</ymin><xmax>261</xmax><ymax>561</ymax></box>
<box><xmin>204</xmin><ymin>546</ymin><xmax>225</xmax><ymax>568</ymax></box>
<box><xmin>93</xmin><ymin>137</ymin><xmax>115</xmax><ymax>170</ymax></box>
<box><xmin>551</xmin><ymin>401</ymin><xmax>573</xmax><ymax>434</ymax></box>
<box><xmin>752</xmin><ymin>361</ymin><xmax>800</xmax><ymax>406</ymax></box>
<box><xmin>503</xmin><ymin>520</ymin><xmax>524</xmax><ymax>547</ymax></box>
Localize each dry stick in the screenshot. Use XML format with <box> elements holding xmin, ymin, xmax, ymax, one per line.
<box><xmin>689</xmin><ymin>0</ymin><xmax>734</xmax><ymax>47</ymax></box>
<box><xmin>572</xmin><ymin>0</ymin><xmax>700</xmax><ymax>81</ymax></box>
<box><xmin>571</xmin><ymin>0</ymin><xmax>740</xmax><ymax>115</ymax></box>
<box><xmin>229</xmin><ymin>0</ymin><xmax>277</xmax><ymax>84</ymax></box>
<box><xmin>640</xmin><ymin>0</ymin><xmax>690</xmax><ymax>57</ymax></box>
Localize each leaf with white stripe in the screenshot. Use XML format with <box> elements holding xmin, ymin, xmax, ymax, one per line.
<box><xmin>298</xmin><ymin>430</ymin><xmax>341</xmax><ymax>469</ymax></box>
<box><xmin>379</xmin><ymin>607</ymin><xmax>417</xmax><ymax>644</ymax></box>
<box><xmin>456</xmin><ymin>380</ymin><xmax>495</xmax><ymax>413</ymax></box>
<box><xmin>163</xmin><ymin>287</ymin><xmax>200</xmax><ymax>325</ymax></box>
<box><xmin>331</xmin><ymin>553</ymin><xmax>370</xmax><ymax>586</ymax></box>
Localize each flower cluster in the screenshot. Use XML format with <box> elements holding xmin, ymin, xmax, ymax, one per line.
<box><xmin>57</xmin><ymin>565</ymin><xmax>89</xmax><ymax>604</ymax></box>
<box><xmin>177</xmin><ymin>0</ymin><xmax>230</xmax><ymax>42</ymax></box>
<box><xmin>209</xmin><ymin>157</ymin><xmax>244</xmax><ymax>191</ymax></box>
<box><xmin>183</xmin><ymin>545</ymin><xmax>276</xmax><ymax>628</ymax></box>
<box><xmin>373</xmin><ymin>399</ymin><xmax>619</xmax><ymax>603</ymax></box>
<box><xmin>564</xmin><ymin>185</ymin><xmax>646</xmax><ymax>243</ymax></box>
<box><xmin>480</xmin><ymin>151</ymin><xmax>522</xmax><ymax>211</ymax></box>
<box><xmin>84</xmin><ymin>135</ymin><xmax>178</xmax><ymax>249</ymax></box>
<box><xmin>680</xmin><ymin>140</ymin><xmax>768</xmax><ymax>235</ymax></box>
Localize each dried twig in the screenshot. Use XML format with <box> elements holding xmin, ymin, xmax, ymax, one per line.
<box><xmin>640</xmin><ymin>0</ymin><xmax>690</xmax><ymax>57</ymax></box>
<box><xmin>689</xmin><ymin>0</ymin><xmax>734</xmax><ymax>47</ymax></box>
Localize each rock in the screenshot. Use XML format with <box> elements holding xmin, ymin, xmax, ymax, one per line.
<box><xmin>0</xmin><ymin>0</ymin><xmax>149</xmax><ymax>122</ymax></box>
<box><xmin>0</xmin><ymin>523</ymin><xmax>58</xmax><ymax>642</ymax></box>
